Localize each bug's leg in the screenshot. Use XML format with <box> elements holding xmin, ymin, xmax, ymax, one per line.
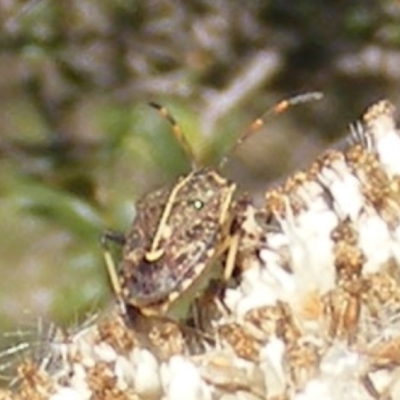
<box><xmin>102</xmin><ymin>230</ymin><xmax>126</xmax><ymax>246</ymax></box>
<box><xmin>100</xmin><ymin>232</ymin><xmax>126</xmax><ymax>314</ymax></box>
<box><xmin>203</xmin><ymin>231</ymin><xmax>240</xmax><ymax>301</ymax></box>
<box><xmin>223</xmin><ymin>233</ymin><xmax>240</xmax><ymax>281</ymax></box>
<box><xmin>192</xmin><ymin>233</ymin><xmax>241</xmax><ymax>325</ymax></box>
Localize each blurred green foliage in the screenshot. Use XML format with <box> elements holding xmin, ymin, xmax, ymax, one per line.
<box><xmin>0</xmin><ymin>0</ymin><xmax>400</xmax><ymax>351</ymax></box>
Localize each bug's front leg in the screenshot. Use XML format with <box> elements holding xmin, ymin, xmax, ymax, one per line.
<box><xmin>223</xmin><ymin>233</ymin><xmax>241</xmax><ymax>281</ymax></box>
<box><xmin>100</xmin><ymin>230</ymin><xmax>127</xmax><ymax>315</ymax></box>
<box><xmin>102</xmin><ymin>230</ymin><xmax>126</xmax><ymax>246</ymax></box>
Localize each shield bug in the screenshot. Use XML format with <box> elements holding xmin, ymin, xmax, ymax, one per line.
<box><xmin>103</xmin><ymin>92</ymin><xmax>323</xmax><ymax>320</ymax></box>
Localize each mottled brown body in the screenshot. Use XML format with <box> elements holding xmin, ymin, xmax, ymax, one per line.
<box><xmin>119</xmin><ymin>168</ymin><xmax>239</xmax><ymax>318</ymax></box>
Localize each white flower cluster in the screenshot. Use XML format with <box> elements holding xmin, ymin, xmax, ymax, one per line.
<box><xmin>2</xmin><ymin>100</ymin><xmax>400</xmax><ymax>400</ymax></box>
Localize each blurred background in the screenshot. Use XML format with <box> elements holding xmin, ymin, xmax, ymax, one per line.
<box><xmin>0</xmin><ymin>0</ymin><xmax>400</xmax><ymax>363</ymax></box>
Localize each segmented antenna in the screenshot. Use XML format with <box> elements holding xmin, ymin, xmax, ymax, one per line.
<box><xmin>149</xmin><ymin>102</ymin><xmax>198</xmax><ymax>169</ymax></box>
<box><xmin>223</xmin><ymin>91</ymin><xmax>323</xmax><ymax>166</ymax></box>
<box><xmin>150</xmin><ymin>92</ymin><xmax>323</xmax><ymax>169</ymax></box>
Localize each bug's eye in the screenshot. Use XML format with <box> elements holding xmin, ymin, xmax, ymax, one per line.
<box><xmin>190</xmin><ymin>199</ymin><xmax>204</xmax><ymax>210</ymax></box>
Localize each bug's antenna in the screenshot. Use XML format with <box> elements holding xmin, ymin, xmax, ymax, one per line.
<box><xmin>149</xmin><ymin>102</ymin><xmax>198</xmax><ymax>169</ymax></box>
<box><xmin>221</xmin><ymin>91</ymin><xmax>323</xmax><ymax>166</ymax></box>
